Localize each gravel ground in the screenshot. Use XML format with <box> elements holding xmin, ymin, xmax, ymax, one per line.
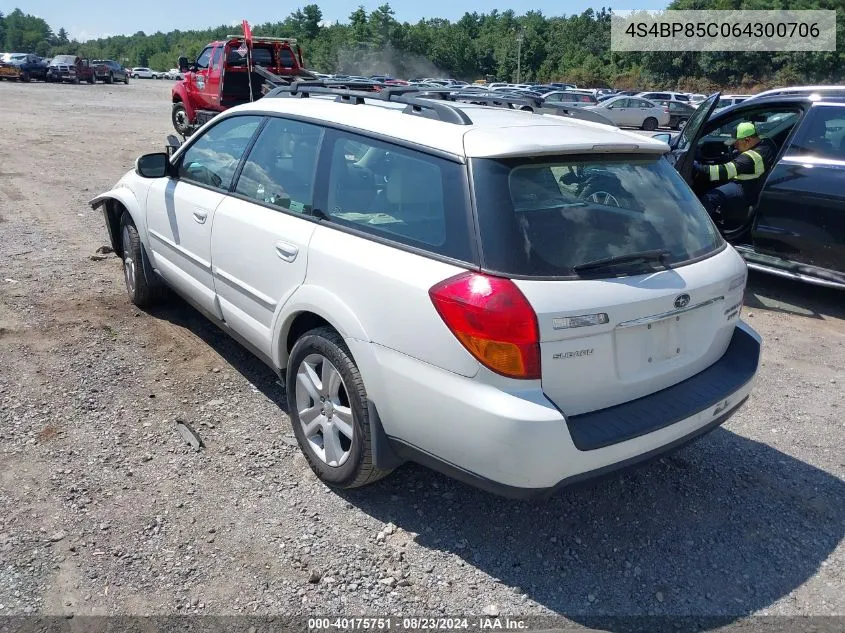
<box><xmin>0</xmin><ymin>80</ymin><xmax>843</xmax><ymax>626</ymax></box>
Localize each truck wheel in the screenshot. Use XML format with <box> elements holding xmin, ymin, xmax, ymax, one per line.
<box><xmin>171</xmin><ymin>103</ymin><xmax>192</xmax><ymax>137</ymax></box>
<box><xmin>107</xmin><ymin>72</ymin><xmax>114</xmax><ymax>84</ymax></box>
<box><xmin>73</xmin><ymin>76</ymin><xmax>80</xmax><ymax>84</ymax></box>
<box><xmin>88</xmin><ymin>73</ymin><xmax>95</xmax><ymax>84</ymax></box>
<box><xmin>287</xmin><ymin>326</ymin><xmax>394</xmax><ymax>489</ymax></box>
<box><xmin>119</xmin><ymin>213</ymin><xmax>167</xmax><ymax>308</ymax></box>
<box><xmin>20</xmin><ymin>71</ymin><xmax>30</xmax><ymax>82</ymax></box>
<box><xmin>124</xmin><ymin>74</ymin><xmax>129</xmax><ymax>85</ymax></box>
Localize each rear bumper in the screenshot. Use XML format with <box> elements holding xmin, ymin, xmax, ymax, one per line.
<box><xmin>379</xmin><ymin>321</ymin><xmax>761</xmax><ymax>497</ymax></box>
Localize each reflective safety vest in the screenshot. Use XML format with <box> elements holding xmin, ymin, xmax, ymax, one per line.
<box><xmin>706</xmin><ymin>137</ymin><xmax>777</xmax><ymax>184</ymax></box>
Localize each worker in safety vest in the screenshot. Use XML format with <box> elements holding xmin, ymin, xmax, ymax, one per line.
<box><xmin>693</xmin><ymin>121</ymin><xmax>777</xmax><ymax>228</ymax></box>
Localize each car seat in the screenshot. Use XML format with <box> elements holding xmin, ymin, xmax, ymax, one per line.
<box><xmin>327</xmin><ymin>151</ymin><xmax>377</xmax><ymax>215</ymax></box>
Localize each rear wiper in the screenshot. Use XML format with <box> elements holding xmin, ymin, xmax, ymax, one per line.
<box><xmin>573</xmin><ymin>249</ymin><xmax>670</xmax><ymax>274</ymax></box>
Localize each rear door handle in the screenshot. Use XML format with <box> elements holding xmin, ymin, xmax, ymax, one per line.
<box><xmin>275</xmin><ymin>241</ymin><xmax>299</xmax><ymax>263</ymax></box>
<box><xmin>192</xmin><ymin>209</ymin><xmax>208</xmax><ymax>224</ymax></box>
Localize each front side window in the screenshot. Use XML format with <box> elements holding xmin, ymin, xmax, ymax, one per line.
<box><xmin>471</xmin><ymin>154</ymin><xmax>724</xmax><ymax>278</ymax></box>
<box><xmin>177</xmin><ymin>115</ymin><xmax>262</xmax><ymax>189</ymax></box>
<box><xmin>195</xmin><ymin>47</ymin><xmax>212</xmax><ymax>70</ymax></box>
<box><xmin>235</xmin><ymin>118</ymin><xmax>324</xmax><ymax>212</ymax></box>
<box><xmin>787</xmin><ymin>106</ymin><xmax>845</xmax><ymax>161</ymax></box>
<box><xmin>324</xmin><ymin>133</ymin><xmax>473</xmax><ymax>261</ymax></box>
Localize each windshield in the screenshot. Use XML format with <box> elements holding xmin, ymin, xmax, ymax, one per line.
<box><xmin>52</xmin><ymin>55</ymin><xmax>76</xmax><ymax>64</ymax></box>
<box><xmin>471</xmin><ymin>154</ymin><xmax>723</xmax><ymax>278</ymax></box>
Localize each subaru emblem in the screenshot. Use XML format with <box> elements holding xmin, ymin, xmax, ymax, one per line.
<box><xmin>674</xmin><ymin>294</ymin><xmax>691</xmax><ymax>309</ymax></box>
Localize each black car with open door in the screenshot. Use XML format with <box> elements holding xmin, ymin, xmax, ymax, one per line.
<box><xmin>657</xmin><ymin>93</ymin><xmax>845</xmax><ymax>291</ymax></box>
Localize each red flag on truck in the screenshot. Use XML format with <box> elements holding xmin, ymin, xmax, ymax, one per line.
<box><xmin>243</xmin><ymin>19</ymin><xmax>252</xmax><ymax>48</ymax></box>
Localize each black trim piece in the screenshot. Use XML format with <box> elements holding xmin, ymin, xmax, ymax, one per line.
<box><xmin>388</xmin><ymin>394</ymin><xmax>748</xmax><ymax>500</ymax></box>
<box><xmin>228</xmin><ymin>116</ymin><xmax>270</xmax><ymax>193</ymax></box>
<box><xmin>566</xmin><ymin>326</ymin><xmax>760</xmax><ymax>451</ymax></box>
<box><xmin>367</xmin><ymin>402</ymin><xmax>406</xmax><ymax>471</ymax></box>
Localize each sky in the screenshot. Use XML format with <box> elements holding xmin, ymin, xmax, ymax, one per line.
<box><xmin>2</xmin><ymin>0</ymin><xmax>668</xmax><ymax>42</ymax></box>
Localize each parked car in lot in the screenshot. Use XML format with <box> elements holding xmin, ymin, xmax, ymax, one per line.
<box><xmin>91</xmin><ymin>59</ymin><xmax>129</xmax><ymax>84</ymax></box>
<box><xmin>745</xmin><ymin>85</ymin><xmax>845</xmax><ymax>101</ymax></box>
<box><xmin>91</xmin><ymin>86</ymin><xmax>760</xmax><ymax>497</ymax></box>
<box><xmin>657</xmin><ymin>92</ymin><xmax>845</xmax><ymax>290</ymax></box>
<box><xmin>46</xmin><ymin>55</ymin><xmax>96</xmax><ymax>83</ymax></box>
<box><xmin>654</xmin><ymin>99</ymin><xmax>697</xmax><ymax>130</ymax></box>
<box><xmin>714</xmin><ymin>94</ymin><xmax>752</xmax><ymax>110</ymax></box>
<box><xmin>130</xmin><ymin>67</ymin><xmax>160</xmax><ymax>79</ymax></box>
<box><xmin>584</xmin><ymin>95</ymin><xmax>670</xmax><ymax>130</ymax></box>
<box><xmin>638</xmin><ymin>91</ymin><xmax>692</xmax><ymax>104</ymax></box>
<box><xmin>543</xmin><ymin>90</ymin><xmax>598</xmax><ymax>106</ymax></box>
<box><xmin>0</xmin><ymin>52</ymin><xmax>48</xmax><ymax>81</ymax></box>
<box><xmin>164</xmin><ymin>68</ymin><xmax>184</xmax><ymax>80</ymax></box>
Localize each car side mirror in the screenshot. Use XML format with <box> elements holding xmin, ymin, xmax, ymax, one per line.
<box><xmin>652</xmin><ymin>132</ymin><xmax>672</xmax><ymax>144</ymax></box>
<box><xmin>178</xmin><ymin>56</ymin><xmax>190</xmax><ymax>73</ymax></box>
<box><xmin>135</xmin><ymin>152</ymin><xmax>170</xmax><ymax>178</ymax></box>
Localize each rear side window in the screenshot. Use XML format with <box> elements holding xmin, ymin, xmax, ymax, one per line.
<box><xmin>788</xmin><ymin>106</ymin><xmax>845</xmax><ymax>161</ymax></box>
<box><xmin>235</xmin><ymin>117</ymin><xmax>324</xmax><ymax>212</ymax></box>
<box><xmin>324</xmin><ymin>132</ymin><xmax>473</xmax><ymax>261</ymax></box>
<box><xmin>471</xmin><ymin>155</ymin><xmax>723</xmax><ymax>278</ymax></box>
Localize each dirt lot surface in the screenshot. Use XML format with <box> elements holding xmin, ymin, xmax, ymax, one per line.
<box><xmin>0</xmin><ymin>80</ymin><xmax>843</xmax><ymax>625</ymax></box>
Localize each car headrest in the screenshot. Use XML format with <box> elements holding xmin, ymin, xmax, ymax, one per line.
<box><xmin>385</xmin><ymin>162</ymin><xmax>442</xmax><ymax>206</ymax></box>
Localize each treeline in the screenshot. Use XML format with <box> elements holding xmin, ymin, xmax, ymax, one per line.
<box><xmin>1</xmin><ymin>0</ymin><xmax>843</xmax><ymax>91</ymax></box>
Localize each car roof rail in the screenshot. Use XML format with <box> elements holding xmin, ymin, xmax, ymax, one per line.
<box><xmin>436</xmin><ymin>91</ymin><xmax>541</xmax><ymax>110</ymax></box>
<box><xmin>267</xmin><ymin>81</ymin><xmax>474</xmax><ymax>125</ymax></box>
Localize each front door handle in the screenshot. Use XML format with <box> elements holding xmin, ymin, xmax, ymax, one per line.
<box><xmin>275</xmin><ymin>241</ymin><xmax>299</xmax><ymax>263</ymax></box>
<box><xmin>192</xmin><ymin>209</ymin><xmax>208</xmax><ymax>224</ymax></box>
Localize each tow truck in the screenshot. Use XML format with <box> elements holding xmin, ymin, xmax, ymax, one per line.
<box><xmin>170</xmin><ymin>21</ymin><xmax>326</xmax><ymax>137</ymax></box>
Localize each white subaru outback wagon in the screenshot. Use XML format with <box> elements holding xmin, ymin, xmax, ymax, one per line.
<box><xmin>91</xmin><ymin>84</ymin><xmax>761</xmax><ymax>498</ymax></box>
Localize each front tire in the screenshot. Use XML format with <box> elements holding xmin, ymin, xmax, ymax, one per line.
<box><xmin>119</xmin><ymin>213</ymin><xmax>166</xmax><ymax>308</ymax></box>
<box><xmin>171</xmin><ymin>102</ymin><xmax>192</xmax><ymax>137</ymax></box>
<box><xmin>286</xmin><ymin>327</ymin><xmax>393</xmax><ymax>489</ymax></box>
<box><xmin>107</xmin><ymin>72</ymin><xmax>114</xmax><ymax>84</ymax></box>
<box><xmin>642</xmin><ymin>117</ymin><xmax>658</xmax><ymax>131</ymax></box>
<box><xmin>20</xmin><ymin>71</ymin><xmax>30</xmax><ymax>82</ymax></box>
<box><xmin>124</xmin><ymin>74</ymin><xmax>129</xmax><ymax>84</ymax></box>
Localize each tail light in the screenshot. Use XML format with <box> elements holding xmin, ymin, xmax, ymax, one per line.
<box><xmin>429</xmin><ymin>272</ymin><xmax>540</xmax><ymax>379</ymax></box>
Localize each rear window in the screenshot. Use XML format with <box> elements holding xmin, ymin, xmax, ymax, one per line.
<box><xmin>471</xmin><ymin>155</ymin><xmax>724</xmax><ymax>278</ymax></box>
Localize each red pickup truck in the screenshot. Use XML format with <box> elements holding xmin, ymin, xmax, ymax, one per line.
<box><xmin>171</xmin><ymin>35</ymin><xmax>317</xmax><ymax>136</ymax></box>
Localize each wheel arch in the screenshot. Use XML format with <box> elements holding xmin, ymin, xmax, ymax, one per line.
<box><xmin>89</xmin><ymin>190</ymin><xmax>147</xmax><ymax>258</ymax></box>
<box><xmin>171</xmin><ymin>85</ymin><xmax>194</xmax><ymax>121</ymax></box>
<box><xmin>273</xmin><ymin>285</ymin><xmax>371</xmax><ymax>372</ymax></box>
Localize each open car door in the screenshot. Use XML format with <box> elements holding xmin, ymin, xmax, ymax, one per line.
<box><xmin>664</xmin><ymin>92</ymin><xmax>720</xmax><ymax>183</ymax></box>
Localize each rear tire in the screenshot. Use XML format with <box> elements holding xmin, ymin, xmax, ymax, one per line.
<box><xmin>119</xmin><ymin>213</ymin><xmax>167</xmax><ymax>308</ymax></box>
<box><xmin>286</xmin><ymin>327</ymin><xmax>393</xmax><ymax>489</ymax></box>
<box><xmin>107</xmin><ymin>72</ymin><xmax>114</xmax><ymax>84</ymax></box>
<box><xmin>88</xmin><ymin>73</ymin><xmax>95</xmax><ymax>84</ymax></box>
<box><xmin>642</xmin><ymin>117</ymin><xmax>658</xmax><ymax>131</ymax></box>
